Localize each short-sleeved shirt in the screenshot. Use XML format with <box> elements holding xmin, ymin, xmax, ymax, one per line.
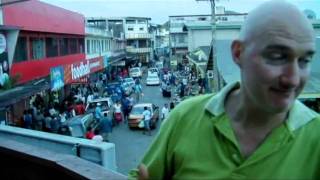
<box><xmin>128</xmin><ymin>82</ymin><xmax>320</xmax><ymax>179</ymax></box>
<box><xmin>142</xmin><ymin>109</ymin><xmax>151</xmax><ymax>121</ymax></box>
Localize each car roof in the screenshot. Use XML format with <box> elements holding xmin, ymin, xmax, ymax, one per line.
<box><xmin>133</xmin><ymin>103</ymin><xmax>153</xmax><ymax>108</ymax></box>
<box><xmin>88</xmin><ymin>97</ymin><xmax>111</xmax><ymax>103</ymax></box>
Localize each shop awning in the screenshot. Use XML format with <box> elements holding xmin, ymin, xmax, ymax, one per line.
<box><xmin>0</xmin><ymin>79</ymin><xmax>50</xmax><ymax>110</ymax></box>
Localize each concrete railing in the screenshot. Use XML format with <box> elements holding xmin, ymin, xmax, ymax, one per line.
<box><xmin>125</xmin><ymin>33</ymin><xmax>152</xmax><ymax>39</ymax></box>
<box><xmin>126</xmin><ymin>47</ymin><xmax>151</xmax><ymax>53</ymax></box>
<box><xmin>0</xmin><ymin>137</ymin><xmax>126</xmax><ymax>179</ymax></box>
<box><xmin>0</xmin><ymin>125</ymin><xmax>117</xmax><ymax>171</ymax></box>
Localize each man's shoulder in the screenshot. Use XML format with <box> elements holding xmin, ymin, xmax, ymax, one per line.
<box><xmin>173</xmin><ymin>94</ymin><xmax>215</xmax><ymax>116</ymax></box>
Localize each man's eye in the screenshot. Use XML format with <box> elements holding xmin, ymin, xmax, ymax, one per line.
<box><xmin>268</xmin><ymin>52</ymin><xmax>287</xmax><ymax>60</ymax></box>
<box><xmin>298</xmin><ymin>57</ymin><xmax>312</xmax><ymax>68</ymax></box>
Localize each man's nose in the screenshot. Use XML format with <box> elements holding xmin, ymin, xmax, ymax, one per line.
<box><xmin>279</xmin><ymin>61</ymin><xmax>300</xmax><ymax>88</ymax></box>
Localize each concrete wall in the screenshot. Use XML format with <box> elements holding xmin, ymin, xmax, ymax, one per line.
<box><xmin>0</xmin><ymin>125</ymin><xmax>117</xmax><ymax>172</ymax></box>
<box><xmin>188</xmin><ymin>29</ymin><xmax>212</xmax><ymax>52</ymax></box>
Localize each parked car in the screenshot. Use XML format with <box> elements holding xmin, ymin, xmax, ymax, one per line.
<box><xmin>146</xmin><ymin>74</ymin><xmax>160</xmax><ymax>86</ymax></box>
<box><xmin>128</xmin><ymin>103</ymin><xmax>159</xmax><ymax>129</ymax></box>
<box><xmin>85</xmin><ymin>97</ymin><xmax>113</xmax><ymax>117</ymax></box>
<box><xmin>129</xmin><ymin>67</ymin><xmax>142</xmax><ymax>78</ymax></box>
<box><xmin>60</xmin><ymin>113</ymin><xmax>99</xmax><ymax>138</ymax></box>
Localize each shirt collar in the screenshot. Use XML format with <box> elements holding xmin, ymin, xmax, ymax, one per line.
<box><xmin>205</xmin><ymin>81</ymin><xmax>239</xmax><ymax>117</ymax></box>
<box><xmin>205</xmin><ymin>82</ymin><xmax>319</xmax><ymax>131</ymax></box>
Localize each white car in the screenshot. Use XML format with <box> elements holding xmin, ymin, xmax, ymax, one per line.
<box><xmin>129</xmin><ymin>67</ymin><xmax>142</xmax><ymax>78</ymax></box>
<box><xmin>148</xmin><ymin>68</ymin><xmax>159</xmax><ymax>76</ymax></box>
<box><xmin>146</xmin><ymin>74</ymin><xmax>160</xmax><ymax>86</ymax></box>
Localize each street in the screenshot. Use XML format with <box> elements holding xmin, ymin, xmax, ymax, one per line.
<box><xmin>109</xmin><ymin>75</ymin><xmax>170</xmax><ymax>175</ymax></box>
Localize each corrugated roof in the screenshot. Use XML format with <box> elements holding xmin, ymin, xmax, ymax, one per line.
<box><xmin>216</xmin><ymin>38</ymin><xmax>320</xmax><ymax>97</ymax></box>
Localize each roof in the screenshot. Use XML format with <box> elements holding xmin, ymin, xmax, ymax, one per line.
<box><xmin>3</xmin><ymin>0</ymin><xmax>85</xmax><ymax>35</ymax></box>
<box><xmin>184</xmin><ymin>22</ymin><xmax>211</xmax><ymax>30</ymax></box>
<box><xmin>0</xmin><ymin>79</ymin><xmax>50</xmax><ymax>109</ymax></box>
<box><xmin>216</xmin><ymin>38</ymin><xmax>320</xmax><ymax>98</ymax></box>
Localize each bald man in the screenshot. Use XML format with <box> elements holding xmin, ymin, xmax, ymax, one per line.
<box><xmin>128</xmin><ymin>0</ymin><xmax>320</xmax><ymax>179</ymax></box>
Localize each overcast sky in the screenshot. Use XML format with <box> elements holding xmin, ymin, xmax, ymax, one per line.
<box><xmin>40</xmin><ymin>0</ymin><xmax>320</xmax><ymax>24</ymax></box>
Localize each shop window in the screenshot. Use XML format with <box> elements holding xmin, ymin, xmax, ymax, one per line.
<box><xmin>46</xmin><ymin>37</ymin><xmax>58</xmax><ymax>57</ymax></box>
<box><xmin>30</xmin><ymin>37</ymin><xmax>45</xmax><ymax>60</ymax></box>
<box><xmin>78</xmin><ymin>38</ymin><xmax>84</xmax><ymax>53</ymax></box>
<box><xmin>59</xmin><ymin>38</ymin><xmax>69</xmax><ymax>56</ymax></box>
<box><xmin>13</xmin><ymin>37</ymin><xmax>28</xmax><ymax>62</ymax></box>
<box><xmin>69</xmin><ymin>38</ymin><xmax>78</xmax><ymax>54</ymax></box>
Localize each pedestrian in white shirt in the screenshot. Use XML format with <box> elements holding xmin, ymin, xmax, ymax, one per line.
<box><xmin>142</xmin><ymin>106</ymin><xmax>152</xmax><ymax>136</ymax></box>
<box><xmin>161</xmin><ymin>103</ymin><xmax>169</xmax><ymax>121</ymax></box>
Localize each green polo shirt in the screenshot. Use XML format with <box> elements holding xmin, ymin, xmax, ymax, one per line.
<box><xmin>128</xmin><ymin>82</ymin><xmax>320</xmax><ymax>179</ymax></box>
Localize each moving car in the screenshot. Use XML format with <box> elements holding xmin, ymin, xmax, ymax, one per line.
<box><xmin>128</xmin><ymin>103</ymin><xmax>159</xmax><ymax>129</ymax></box>
<box><xmin>129</xmin><ymin>67</ymin><xmax>142</xmax><ymax>78</ymax></box>
<box><xmin>146</xmin><ymin>74</ymin><xmax>160</xmax><ymax>86</ymax></box>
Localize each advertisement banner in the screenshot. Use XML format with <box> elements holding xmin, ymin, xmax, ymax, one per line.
<box><xmin>64</xmin><ymin>60</ymin><xmax>89</xmax><ymax>84</ymax></box>
<box><xmin>50</xmin><ymin>66</ymin><xmax>64</xmax><ymax>91</ymax></box>
<box><xmin>89</xmin><ymin>57</ymin><xmax>104</xmax><ymax>73</ymax></box>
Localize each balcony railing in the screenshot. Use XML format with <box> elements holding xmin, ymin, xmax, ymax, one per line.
<box><xmin>125</xmin><ymin>33</ymin><xmax>152</xmax><ymax>39</ymax></box>
<box><xmin>85</xmin><ymin>27</ymin><xmax>113</xmax><ymax>37</ymax></box>
<box><xmin>126</xmin><ymin>46</ymin><xmax>151</xmax><ymax>53</ymax></box>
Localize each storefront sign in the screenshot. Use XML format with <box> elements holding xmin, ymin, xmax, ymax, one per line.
<box><xmin>64</xmin><ymin>60</ymin><xmax>89</xmax><ymax>84</ymax></box>
<box><xmin>89</xmin><ymin>57</ymin><xmax>104</xmax><ymax>73</ymax></box>
<box><xmin>50</xmin><ymin>66</ymin><xmax>64</xmax><ymax>91</ymax></box>
<box><xmin>71</xmin><ymin>60</ymin><xmax>90</xmax><ymax>80</ymax></box>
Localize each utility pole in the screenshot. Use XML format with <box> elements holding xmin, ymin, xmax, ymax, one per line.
<box><xmin>196</xmin><ymin>0</ymin><xmax>220</xmax><ymax>92</ymax></box>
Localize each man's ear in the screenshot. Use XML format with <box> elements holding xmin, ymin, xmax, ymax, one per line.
<box><xmin>231</xmin><ymin>40</ymin><xmax>243</xmax><ymax>67</ymax></box>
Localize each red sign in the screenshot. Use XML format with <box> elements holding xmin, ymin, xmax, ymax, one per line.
<box><xmin>63</xmin><ymin>57</ymin><xmax>104</xmax><ymax>84</ymax></box>
<box><xmin>89</xmin><ymin>57</ymin><xmax>104</xmax><ymax>73</ymax></box>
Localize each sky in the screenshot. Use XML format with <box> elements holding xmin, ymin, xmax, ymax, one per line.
<box><xmin>40</xmin><ymin>0</ymin><xmax>320</xmax><ymax>24</ymax></box>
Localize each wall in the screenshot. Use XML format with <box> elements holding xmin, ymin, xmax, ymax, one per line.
<box><xmin>0</xmin><ymin>125</ymin><xmax>117</xmax><ymax>171</ymax></box>
<box><xmin>189</xmin><ymin>29</ymin><xmax>212</xmax><ymax>51</ymax></box>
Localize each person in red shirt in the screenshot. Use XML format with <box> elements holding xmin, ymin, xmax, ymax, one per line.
<box><xmin>74</xmin><ymin>101</ymin><xmax>85</xmax><ymax>115</ymax></box>
<box><xmin>85</xmin><ymin>126</ymin><xmax>95</xmax><ymax>139</ymax></box>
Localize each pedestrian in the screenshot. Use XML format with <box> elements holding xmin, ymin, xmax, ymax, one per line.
<box><xmin>134</xmin><ymin>82</ymin><xmax>142</xmax><ymax>103</ymax></box>
<box><xmin>169</xmin><ymin>101</ymin><xmax>175</xmax><ymax>112</ymax></box>
<box><xmin>92</xmin><ymin>129</ymin><xmax>104</xmax><ymax>143</ymax></box>
<box><xmin>129</xmin><ymin>1</ymin><xmax>320</xmax><ymax>179</ymax></box>
<box><xmin>85</xmin><ymin>126</ymin><xmax>95</xmax><ymax>139</ymax></box>
<box><xmin>99</xmin><ymin>113</ymin><xmax>113</xmax><ymax>142</ymax></box>
<box><xmin>113</xmin><ymin>101</ymin><xmax>122</xmax><ymax>124</ymax></box>
<box><xmin>95</xmin><ymin>102</ymin><xmax>103</xmax><ymax>122</ymax></box>
<box><xmin>161</xmin><ymin>103</ymin><xmax>169</xmax><ymax>121</ymax></box>
<box><xmin>23</xmin><ymin>109</ymin><xmax>32</xmax><ymax>129</ymax></box>
<box><xmin>142</xmin><ymin>106</ymin><xmax>152</xmax><ymax>136</ymax></box>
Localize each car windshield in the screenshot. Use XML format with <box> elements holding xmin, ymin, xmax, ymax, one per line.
<box><xmin>131</xmin><ymin>106</ymin><xmax>151</xmax><ymax>115</ymax></box>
